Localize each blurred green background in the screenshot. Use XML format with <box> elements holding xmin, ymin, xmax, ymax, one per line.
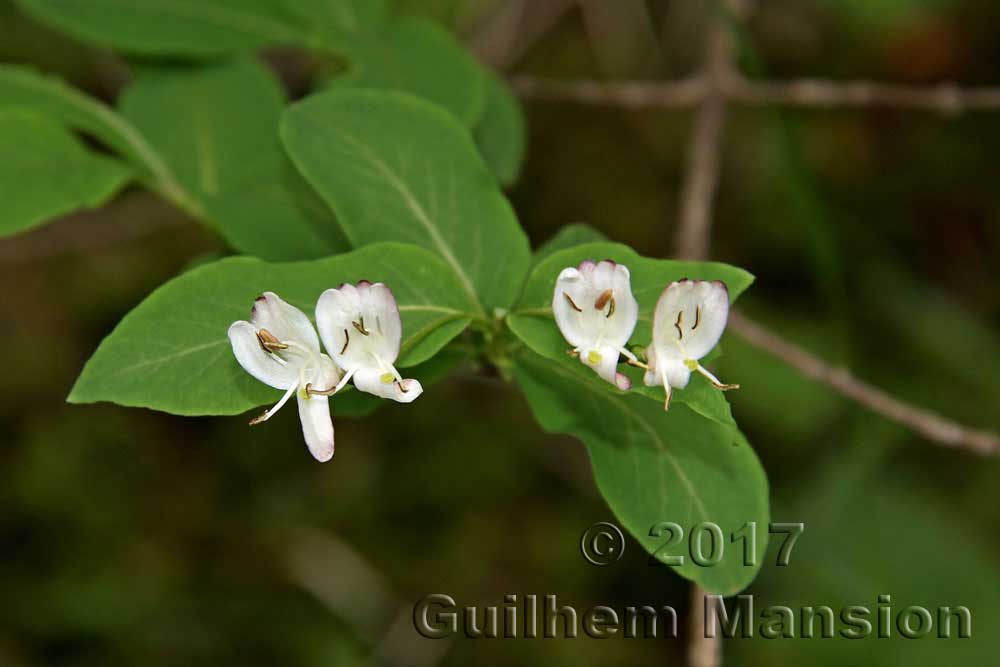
<box><xmin>1</xmin><ymin>0</ymin><xmax>998</xmax><ymax>664</ymax></box>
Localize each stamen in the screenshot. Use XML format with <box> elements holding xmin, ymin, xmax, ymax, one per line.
<box><xmin>256</xmin><ymin>328</ymin><xmax>288</xmax><ymax>353</ymax></box>
<box><xmin>695</xmin><ymin>364</ymin><xmax>740</xmax><ymax>391</ymax></box>
<box><xmin>594</xmin><ymin>289</ymin><xmax>613</xmax><ymax>310</ymax></box>
<box><xmin>626</xmin><ymin>358</ymin><xmax>649</xmax><ymax>370</ymax></box>
<box><xmin>674</xmin><ymin>311</ymin><xmax>684</xmax><ymax>339</ymax></box>
<box><xmin>379</xmin><ymin>372</ymin><xmax>394</xmax><ymax>384</ymax></box>
<box><xmin>693</xmin><ymin>306</ymin><xmax>701</xmax><ymax>330</ymax></box>
<box><xmin>563</xmin><ymin>292</ymin><xmax>583</xmax><ymax>312</ymax></box>
<box><xmin>340</xmin><ymin>328</ymin><xmax>350</xmax><ymax>354</ymax></box>
<box><xmin>249</xmin><ymin>384</ymin><xmax>296</xmax><ymax>424</ymax></box>
<box><xmin>587</xmin><ymin>350</ymin><xmax>603</xmax><ymax>365</ymax></box>
<box><xmin>661</xmin><ymin>367</ymin><xmax>672</xmax><ymax>411</ymax></box>
<box><xmin>396</xmin><ymin>380</ymin><xmax>409</xmax><ymax>393</ymax></box>
<box><xmin>304</xmin><ymin>382</ymin><xmax>338</xmax><ymax>397</ymax></box>
<box><xmin>566</xmin><ymin>349</ymin><xmax>579</xmax><ymax>358</ymax></box>
<box><xmin>352</xmin><ymin>317</ymin><xmax>370</xmax><ymax>336</ymax></box>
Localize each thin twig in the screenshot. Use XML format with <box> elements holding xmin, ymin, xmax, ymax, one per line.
<box><xmin>676</xmin><ymin>17</ymin><xmax>732</xmax><ymax>261</ymax></box>
<box><xmin>728</xmin><ymin>312</ymin><xmax>1000</xmax><ymax>456</ymax></box>
<box><xmin>512</xmin><ymin>74</ymin><xmax>1000</xmax><ymax>114</ymax></box>
<box><xmin>688</xmin><ymin>585</ymin><xmax>718</xmax><ymax>667</ymax></box>
<box><xmin>471</xmin><ymin>0</ymin><xmax>577</xmax><ymax>70</ymax></box>
<box><xmin>725</xmin><ymin>77</ymin><xmax>1000</xmax><ymax>113</ymax></box>
<box><xmin>511</xmin><ymin>75</ymin><xmax>706</xmax><ymax>107</ymax></box>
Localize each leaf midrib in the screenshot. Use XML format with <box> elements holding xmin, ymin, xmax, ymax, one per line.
<box><xmin>542</xmin><ymin>359</ymin><xmax>711</xmax><ymax>526</ymax></box>
<box><xmin>2</xmin><ymin>68</ymin><xmax>200</xmax><ymax>215</ymax></box>
<box><xmin>537</xmin><ymin>358</ymin><xmax>742</xmax><ymax>592</ymax></box>
<box><xmin>334</xmin><ymin>130</ymin><xmax>485</xmax><ymax>316</ymax></box>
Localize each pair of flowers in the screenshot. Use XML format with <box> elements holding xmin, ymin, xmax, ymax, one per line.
<box><xmin>228</xmin><ymin>282</ymin><xmax>421</xmax><ymax>462</ymax></box>
<box><xmin>553</xmin><ymin>260</ymin><xmax>737</xmax><ymax>408</ymax></box>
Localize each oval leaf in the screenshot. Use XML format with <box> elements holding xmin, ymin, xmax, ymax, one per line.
<box><xmin>474</xmin><ymin>70</ymin><xmax>525</xmax><ymax>186</ymax></box>
<box><xmin>281</xmin><ymin>89</ymin><xmax>531</xmax><ymax>313</ymax></box>
<box><xmin>332</xmin><ymin>18</ymin><xmax>486</xmax><ymax>127</ymax></box>
<box><xmin>120</xmin><ymin>59</ymin><xmax>349</xmax><ymax>259</ymax></box>
<box><xmin>69</xmin><ymin>243</ymin><xmax>478</xmax><ymax>416</ymax></box>
<box><xmin>0</xmin><ymin>65</ymin><xmax>196</xmax><ymax>212</ymax></box>
<box><xmin>0</xmin><ymin>110</ymin><xmax>132</xmax><ymax>237</ymax></box>
<box><xmin>516</xmin><ymin>350</ymin><xmax>769</xmax><ymax>595</ymax></box>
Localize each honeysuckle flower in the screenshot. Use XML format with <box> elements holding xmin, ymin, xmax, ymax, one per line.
<box><xmin>642</xmin><ymin>279</ymin><xmax>739</xmax><ymax>410</ymax></box>
<box><xmin>315</xmin><ymin>281</ymin><xmax>423</xmax><ymax>402</ymax></box>
<box><xmin>228</xmin><ymin>292</ymin><xmax>341</xmax><ymax>462</ymax></box>
<box><xmin>552</xmin><ymin>259</ymin><xmax>640</xmax><ymax>390</ymax></box>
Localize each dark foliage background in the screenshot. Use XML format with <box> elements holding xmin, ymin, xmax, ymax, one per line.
<box><xmin>1</xmin><ymin>0</ymin><xmax>998</xmax><ymax>664</ymax></box>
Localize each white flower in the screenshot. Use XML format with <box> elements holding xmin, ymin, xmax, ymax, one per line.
<box><xmin>315</xmin><ymin>281</ymin><xmax>423</xmax><ymax>402</ymax></box>
<box><xmin>642</xmin><ymin>279</ymin><xmax>738</xmax><ymax>409</ymax></box>
<box><xmin>228</xmin><ymin>292</ymin><xmax>341</xmax><ymax>462</ymax></box>
<box><xmin>552</xmin><ymin>259</ymin><xmax>640</xmax><ymax>390</ymax></box>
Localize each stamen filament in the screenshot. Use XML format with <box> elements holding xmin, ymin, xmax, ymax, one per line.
<box><xmin>660</xmin><ymin>367</ymin><xmax>672</xmax><ymax>411</ymax></box>
<box><xmin>249</xmin><ymin>384</ymin><xmax>297</xmax><ymax>424</ymax></box>
<box><xmin>695</xmin><ymin>364</ymin><xmax>739</xmax><ymax>391</ymax></box>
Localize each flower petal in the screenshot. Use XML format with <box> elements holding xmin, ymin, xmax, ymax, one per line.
<box><xmin>602</xmin><ymin>261</ymin><xmax>639</xmax><ymax>345</ymax></box>
<box><xmin>651</xmin><ymin>280</ymin><xmax>729</xmax><ymax>362</ymax></box>
<box><xmin>353</xmin><ymin>366</ymin><xmax>423</xmax><ymax>403</ymax></box>
<box><xmin>297</xmin><ymin>391</ymin><xmax>334</xmax><ymax>462</ymax></box>
<box><xmin>552</xmin><ymin>260</ymin><xmax>639</xmax><ymax>352</ymax></box>
<box><xmin>317</xmin><ymin>282</ymin><xmax>400</xmax><ymax>372</ymax></box>
<box><xmin>580</xmin><ymin>345</ymin><xmax>631</xmax><ymax>390</ymax></box>
<box><xmin>251</xmin><ymin>292</ymin><xmax>320</xmax><ymax>352</ymax></box>
<box><xmin>643</xmin><ymin>355</ymin><xmax>691</xmax><ymax>390</ymax></box>
<box><xmin>228</xmin><ymin>321</ymin><xmax>299</xmax><ymax>389</ymax></box>
<box><xmin>357</xmin><ymin>281</ymin><xmax>401</xmax><ymax>354</ymax></box>
<box><xmin>303</xmin><ymin>353</ymin><xmax>343</xmax><ymax>393</ymax></box>
<box><xmin>553</xmin><ymin>267</ymin><xmax>588</xmax><ymax>348</ymax></box>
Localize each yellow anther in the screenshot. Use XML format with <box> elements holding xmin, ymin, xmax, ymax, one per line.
<box><xmin>380</xmin><ymin>372</ymin><xmax>394</xmax><ymax>384</ymax></box>
<box><xmin>684</xmin><ymin>359</ymin><xmax>699</xmax><ymax>371</ymax></box>
<box><xmin>587</xmin><ymin>350</ymin><xmax>603</xmax><ymax>364</ymax></box>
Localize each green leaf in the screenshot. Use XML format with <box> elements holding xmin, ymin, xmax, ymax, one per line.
<box><xmin>13</xmin><ymin>0</ymin><xmax>316</xmax><ymax>57</ymax></box>
<box><xmin>328</xmin><ymin>18</ymin><xmax>485</xmax><ymax>127</ymax></box>
<box><xmin>516</xmin><ymin>350</ymin><xmax>769</xmax><ymax>595</ymax></box>
<box><xmin>0</xmin><ymin>65</ymin><xmax>197</xmax><ymax>213</ymax></box>
<box><xmin>507</xmin><ymin>242</ymin><xmax>754</xmax><ymax>426</ymax></box>
<box><xmin>282</xmin><ymin>89</ymin><xmax>531</xmax><ymax>314</ymax></box>
<box><xmin>278</xmin><ymin>0</ymin><xmax>387</xmax><ymax>42</ymax></box>
<box><xmin>473</xmin><ymin>70</ymin><xmax>525</xmax><ymax>186</ymax></box>
<box><xmin>0</xmin><ymin>110</ymin><xmax>131</xmax><ymax>237</ymax></box>
<box><xmin>120</xmin><ymin>59</ymin><xmax>348</xmax><ymax>260</ymax></box>
<box><xmin>69</xmin><ymin>243</ymin><xmax>478</xmax><ymax>416</ymax></box>
<box><xmin>532</xmin><ymin>223</ymin><xmax>608</xmax><ymax>266</ymax></box>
